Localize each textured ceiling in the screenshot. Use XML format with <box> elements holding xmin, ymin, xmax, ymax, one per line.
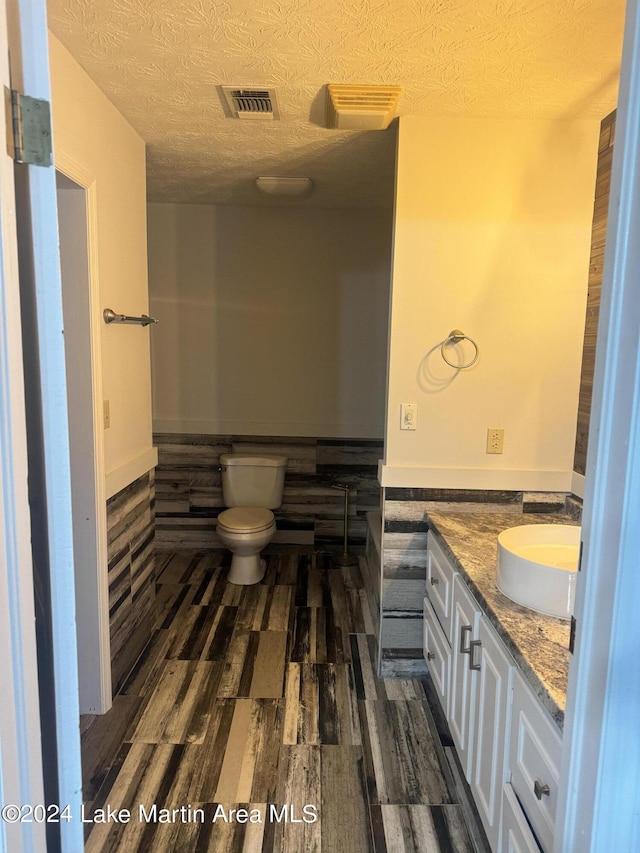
<box><xmin>47</xmin><ymin>0</ymin><xmax>625</xmax><ymax>208</ymax></box>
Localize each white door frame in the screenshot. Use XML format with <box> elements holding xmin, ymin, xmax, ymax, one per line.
<box><xmin>0</xmin><ymin>3</ymin><xmax>47</xmax><ymax>850</ymax></box>
<box><xmin>556</xmin><ymin>0</ymin><xmax>640</xmax><ymax>849</ymax></box>
<box><xmin>56</xmin><ymin>152</ymin><xmax>112</xmax><ymax>714</ymax></box>
<box><xmin>3</xmin><ymin>0</ymin><xmax>84</xmax><ymax>849</ymax></box>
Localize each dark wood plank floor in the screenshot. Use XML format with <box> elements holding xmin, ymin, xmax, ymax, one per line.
<box><xmin>81</xmin><ymin>548</ymin><xmax>482</xmax><ymax>852</ymax></box>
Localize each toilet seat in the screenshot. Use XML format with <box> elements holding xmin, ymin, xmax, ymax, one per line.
<box><xmin>217</xmin><ymin>507</ymin><xmax>275</xmax><ymax>534</ymax></box>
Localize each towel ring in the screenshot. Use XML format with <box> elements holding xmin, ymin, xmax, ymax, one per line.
<box><xmin>441</xmin><ymin>329</ymin><xmax>479</xmax><ymax>369</ymax></box>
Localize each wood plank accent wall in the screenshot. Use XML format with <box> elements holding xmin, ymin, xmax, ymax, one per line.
<box><xmin>378</xmin><ymin>488</ymin><xmax>567</xmax><ymax>677</ymax></box>
<box><xmin>574</xmin><ymin>110</ymin><xmax>616</xmax><ymax>476</ymax></box>
<box><xmin>153</xmin><ymin>434</ymin><xmax>383</xmax><ymax>552</ymax></box>
<box><xmin>106</xmin><ymin>470</ymin><xmax>156</xmax><ymax>695</ymax></box>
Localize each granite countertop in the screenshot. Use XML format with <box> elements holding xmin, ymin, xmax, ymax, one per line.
<box><xmin>426</xmin><ymin>511</ymin><xmax>576</xmax><ymax>729</ymax></box>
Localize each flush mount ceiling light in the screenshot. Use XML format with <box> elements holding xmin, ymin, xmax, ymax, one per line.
<box><xmin>255</xmin><ymin>176</ymin><xmax>313</xmax><ymax>197</ymax></box>
<box><xmin>326</xmin><ymin>84</ymin><xmax>402</xmax><ymax>130</ymax></box>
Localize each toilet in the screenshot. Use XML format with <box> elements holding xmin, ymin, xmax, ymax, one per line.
<box><xmin>216</xmin><ymin>453</ymin><xmax>287</xmax><ymax>585</ymax></box>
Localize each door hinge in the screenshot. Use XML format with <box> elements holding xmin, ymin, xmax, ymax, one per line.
<box><xmin>5</xmin><ymin>87</ymin><xmax>52</xmax><ymax>166</ymax></box>
<box><xmin>569</xmin><ymin>615</ymin><xmax>577</xmax><ymax>654</ymax></box>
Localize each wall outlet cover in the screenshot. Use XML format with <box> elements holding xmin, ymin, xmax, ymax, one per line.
<box><xmin>486</xmin><ymin>427</ymin><xmax>504</xmax><ymax>454</ymax></box>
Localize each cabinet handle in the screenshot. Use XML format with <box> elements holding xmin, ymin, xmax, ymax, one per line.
<box><xmin>426</xmin><ymin>651</ymin><xmax>435</xmax><ymax>661</ymax></box>
<box><xmin>459</xmin><ymin>624</ymin><xmax>472</xmax><ymax>654</ymax></box>
<box><xmin>534</xmin><ymin>780</ymin><xmax>550</xmax><ymax>800</ymax></box>
<box><xmin>430</xmin><ymin>577</ymin><xmax>439</xmax><ymax>586</ymax></box>
<box><xmin>469</xmin><ymin>639</ymin><xmax>482</xmax><ymax>671</ymax></box>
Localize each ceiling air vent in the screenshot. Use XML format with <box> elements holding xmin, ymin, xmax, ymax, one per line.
<box><xmin>326</xmin><ymin>84</ymin><xmax>402</xmax><ymax>130</ymax></box>
<box><xmin>221</xmin><ymin>86</ymin><xmax>280</xmax><ymax>120</ymax></box>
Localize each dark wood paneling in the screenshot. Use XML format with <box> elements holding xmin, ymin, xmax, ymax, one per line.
<box><xmin>154</xmin><ymin>433</ymin><xmax>384</xmax><ymax>550</ymax></box>
<box><xmin>574</xmin><ymin>110</ymin><xmax>616</xmax><ymax>476</ymax></box>
<box><xmin>106</xmin><ymin>471</ymin><xmax>156</xmax><ymax>696</ymax></box>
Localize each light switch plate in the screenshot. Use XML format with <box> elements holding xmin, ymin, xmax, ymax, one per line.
<box><xmin>401</xmin><ymin>403</ymin><xmax>417</xmax><ymax>430</ymax></box>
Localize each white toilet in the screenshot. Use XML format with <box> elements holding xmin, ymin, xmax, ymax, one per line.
<box><xmin>216</xmin><ymin>453</ymin><xmax>287</xmax><ymax>585</ymax></box>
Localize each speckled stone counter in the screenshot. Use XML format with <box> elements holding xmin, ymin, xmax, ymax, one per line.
<box><xmin>426</xmin><ymin>511</ymin><xmax>577</xmax><ymax>729</ymax></box>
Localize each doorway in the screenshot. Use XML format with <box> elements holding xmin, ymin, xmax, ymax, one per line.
<box><xmin>56</xmin><ymin>169</ymin><xmax>111</xmax><ymax>713</ymax></box>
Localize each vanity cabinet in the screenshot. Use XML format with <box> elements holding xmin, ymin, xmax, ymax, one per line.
<box><xmin>424</xmin><ymin>533</ymin><xmax>514</xmax><ymax>851</ymax></box>
<box><xmin>424</xmin><ymin>513</ymin><xmax>568</xmax><ymax>853</ymax></box>
<box><xmin>424</xmin><ymin>530</ymin><xmax>564</xmax><ymax>853</ymax></box>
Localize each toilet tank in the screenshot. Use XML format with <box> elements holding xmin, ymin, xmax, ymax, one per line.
<box><xmin>220</xmin><ymin>454</ymin><xmax>287</xmax><ymax>508</ymax></box>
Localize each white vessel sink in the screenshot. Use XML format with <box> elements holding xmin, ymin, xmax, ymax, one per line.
<box><xmin>497</xmin><ymin>524</ymin><xmax>580</xmax><ymax>620</ymax></box>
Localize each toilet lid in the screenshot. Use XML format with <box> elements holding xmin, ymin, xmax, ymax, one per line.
<box><xmin>217</xmin><ymin>507</ymin><xmax>275</xmax><ymax>534</ymax></box>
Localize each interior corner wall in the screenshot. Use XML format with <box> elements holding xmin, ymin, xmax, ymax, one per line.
<box><xmin>147</xmin><ymin>203</ymin><xmax>392</xmax><ymax>439</ymax></box>
<box><xmin>383</xmin><ymin>116</ymin><xmax>600</xmax><ymax>491</ymax></box>
<box><xmin>48</xmin><ymin>33</ymin><xmax>156</xmax><ymax>495</ymax></box>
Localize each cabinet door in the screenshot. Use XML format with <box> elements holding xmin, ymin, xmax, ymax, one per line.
<box><xmin>471</xmin><ymin>615</ymin><xmax>514</xmax><ymax>852</ymax></box>
<box><xmin>449</xmin><ymin>575</ymin><xmax>481</xmax><ymax>780</ymax></box>
<box><xmin>509</xmin><ymin>672</ymin><xmax>561</xmax><ymax>853</ymax></box>
<box><xmin>423</xmin><ymin>597</ymin><xmax>451</xmax><ymax>717</ymax></box>
<box><xmin>427</xmin><ymin>532</ymin><xmax>456</xmax><ymax>642</ymax></box>
<box><xmin>501</xmin><ymin>784</ymin><xmax>542</xmax><ymax>853</ymax></box>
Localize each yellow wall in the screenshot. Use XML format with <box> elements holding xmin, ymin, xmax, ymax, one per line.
<box><xmin>49</xmin><ymin>33</ymin><xmax>156</xmax><ymax>496</ymax></box>
<box><xmin>383</xmin><ymin>117</ymin><xmax>599</xmax><ymax>490</ymax></box>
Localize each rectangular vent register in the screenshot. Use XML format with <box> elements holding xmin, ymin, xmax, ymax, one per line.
<box><xmin>220</xmin><ymin>86</ymin><xmax>280</xmax><ymax>120</ymax></box>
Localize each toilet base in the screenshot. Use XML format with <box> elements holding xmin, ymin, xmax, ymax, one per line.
<box><xmin>227</xmin><ymin>554</ymin><xmax>266</xmax><ymax>585</ymax></box>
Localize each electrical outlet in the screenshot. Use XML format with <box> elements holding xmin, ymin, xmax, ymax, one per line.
<box><xmin>486</xmin><ymin>427</ymin><xmax>504</xmax><ymax>454</ymax></box>
<box><xmin>103</xmin><ymin>400</ymin><xmax>111</xmax><ymax>429</ymax></box>
<box><xmin>401</xmin><ymin>403</ymin><xmax>417</xmax><ymax>430</ymax></box>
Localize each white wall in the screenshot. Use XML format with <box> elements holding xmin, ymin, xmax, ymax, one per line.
<box><xmin>148</xmin><ymin>204</ymin><xmax>392</xmax><ymax>438</ymax></box>
<box><xmin>49</xmin><ymin>34</ymin><xmax>156</xmax><ymax>496</ymax></box>
<box><xmin>383</xmin><ymin>117</ymin><xmax>599</xmax><ymax>490</ymax></box>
